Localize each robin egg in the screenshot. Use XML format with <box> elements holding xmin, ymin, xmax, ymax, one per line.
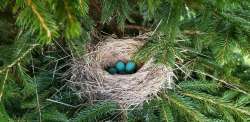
<box><xmin>107</xmin><ymin>67</ymin><xmax>117</xmax><ymax>75</ymax></box>
<box><xmin>125</xmin><ymin>60</ymin><xmax>137</xmax><ymax>74</ymax></box>
<box><xmin>115</xmin><ymin>60</ymin><xmax>126</xmax><ymax>73</ymax></box>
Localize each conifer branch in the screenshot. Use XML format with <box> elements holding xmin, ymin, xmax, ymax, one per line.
<box><xmin>192</xmin><ymin>70</ymin><xmax>248</xmax><ymax>95</ymax></box>
<box><xmin>0</xmin><ymin>0</ymin><xmax>250</xmax><ymax>121</ymax></box>
<box><xmin>163</xmin><ymin>94</ymin><xmax>208</xmax><ymax>122</ymax></box>
<box><xmin>26</xmin><ymin>0</ymin><xmax>51</xmax><ymax>39</ymax></box>
<box><xmin>71</xmin><ymin>101</ymin><xmax>118</xmax><ymax>122</ymax></box>
<box><xmin>183</xmin><ymin>92</ymin><xmax>250</xmax><ymax>116</ymax></box>
<box><xmin>179</xmin><ymin>80</ymin><xmax>219</xmax><ymax>93</ymax></box>
<box><xmin>0</xmin><ymin>44</ymin><xmax>39</xmax><ymax>74</ymax></box>
<box><xmin>0</xmin><ymin>69</ymin><xmax>8</xmax><ymax>102</ymax></box>
<box><xmin>46</xmin><ymin>98</ymin><xmax>78</xmax><ymax>108</ymax></box>
<box><xmin>64</xmin><ymin>0</ymin><xmax>74</xmax><ymax>23</ymax></box>
<box><xmin>160</xmin><ymin>101</ymin><xmax>174</xmax><ymax>122</ymax></box>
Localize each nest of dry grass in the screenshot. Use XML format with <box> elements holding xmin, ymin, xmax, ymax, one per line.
<box><xmin>68</xmin><ymin>36</ymin><xmax>174</xmax><ymax>108</ymax></box>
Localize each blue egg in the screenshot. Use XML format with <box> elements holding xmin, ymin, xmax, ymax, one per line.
<box><xmin>115</xmin><ymin>60</ymin><xmax>126</xmax><ymax>73</ymax></box>
<box><xmin>107</xmin><ymin>67</ymin><xmax>117</xmax><ymax>75</ymax></box>
<box><xmin>125</xmin><ymin>61</ymin><xmax>137</xmax><ymax>74</ymax></box>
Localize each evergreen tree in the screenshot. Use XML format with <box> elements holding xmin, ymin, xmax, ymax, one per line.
<box><xmin>0</xmin><ymin>0</ymin><xmax>250</xmax><ymax>121</ymax></box>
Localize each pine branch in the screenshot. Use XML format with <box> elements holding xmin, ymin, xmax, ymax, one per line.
<box><xmin>0</xmin><ymin>103</ymin><xmax>13</xmax><ymax>122</ymax></box>
<box><xmin>178</xmin><ymin>80</ymin><xmax>220</xmax><ymax>93</ymax></box>
<box><xmin>0</xmin><ymin>0</ymin><xmax>9</xmax><ymax>10</ymax></box>
<box><xmin>63</xmin><ymin>0</ymin><xmax>82</xmax><ymax>39</ymax></box>
<box><xmin>77</xmin><ymin>0</ymin><xmax>89</xmax><ymax>17</ymax></box>
<box><xmin>42</xmin><ymin>108</ymin><xmax>69</xmax><ymax>122</ymax></box>
<box><xmin>183</xmin><ymin>92</ymin><xmax>250</xmax><ymax>117</ymax></box>
<box><xmin>71</xmin><ymin>101</ymin><xmax>118</xmax><ymax>122</ymax></box>
<box><xmin>16</xmin><ymin>0</ymin><xmax>59</xmax><ymax>44</ymax></box>
<box><xmin>192</xmin><ymin>70</ymin><xmax>249</xmax><ymax>95</ymax></box>
<box><xmin>1</xmin><ymin>0</ymin><xmax>250</xmax><ymax>121</ymax></box>
<box><xmin>159</xmin><ymin>100</ymin><xmax>174</xmax><ymax>122</ymax></box>
<box><xmin>26</xmin><ymin>0</ymin><xmax>52</xmax><ymax>39</ymax></box>
<box><xmin>214</xmin><ymin>32</ymin><xmax>232</xmax><ymax>64</ymax></box>
<box><xmin>222</xmin><ymin>90</ymin><xmax>240</xmax><ymax>101</ymax></box>
<box><xmin>142</xmin><ymin>99</ymin><xmax>161</xmax><ymax>122</ymax></box>
<box><xmin>0</xmin><ymin>44</ymin><xmax>39</xmax><ymax>74</ymax></box>
<box><xmin>163</xmin><ymin>93</ymin><xmax>208</xmax><ymax>122</ymax></box>
<box><xmin>236</xmin><ymin>95</ymin><xmax>250</xmax><ymax>107</ymax></box>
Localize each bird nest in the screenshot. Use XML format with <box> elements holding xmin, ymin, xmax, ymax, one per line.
<box><xmin>68</xmin><ymin>36</ymin><xmax>174</xmax><ymax>108</ymax></box>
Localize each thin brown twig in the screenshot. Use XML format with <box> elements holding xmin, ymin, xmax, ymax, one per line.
<box><xmin>31</xmin><ymin>55</ymin><xmax>42</xmax><ymax>122</ymax></box>
<box><xmin>192</xmin><ymin>70</ymin><xmax>248</xmax><ymax>95</ymax></box>
<box><xmin>0</xmin><ymin>69</ymin><xmax>9</xmax><ymax>102</ymax></box>
<box><xmin>0</xmin><ymin>44</ymin><xmax>39</xmax><ymax>74</ymax></box>
<box><xmin>125</xmin><ymin>24</ymin><xmax>151</xmax><ymax>32</ymax></box>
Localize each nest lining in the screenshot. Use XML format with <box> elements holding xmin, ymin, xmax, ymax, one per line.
<box><xmin>69</xmin><ymin>37</ymin><xmax>174</xmax><ymax>108</ymax></box>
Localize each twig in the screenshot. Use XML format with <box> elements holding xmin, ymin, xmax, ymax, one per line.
<box><xmin>90</xmin><ymin>0</ymin><xmax>101</xmax><ymax>13</ymax></box>
<box><xmin>0</xmin><ymin>69</ymin><xmax>9</xmax><ymax>102</ymax></box>
<box><xmin>174</xmin><ymin>64</ymin><xmax>193</xmax><ymax>80</ymax></box>
<box><xmin>125</xmin><ymin>24</ymin><xmax>151</xmax><ymax>32</ymax></box>
<box><xmin>31</xmin><ymin>55</ymin><xmax>42</xmax><ymax>122</ymax></box>
<box><xmin>46</xmin><ymin>99</ymin><xmax>79</xmax><ymax>108</ymax></box>
<box><xmin>182</xmin><ymin>30</ymin><xmax>205</xmax><ymax>35</ymax></box>
<box><xmin>52</xmin><ymin>60</ymin><xmax>58</xmax><ymax>81</ymax></box>
<box><xmin>0</xmin><ymin>44</ymin><xmax>39</xmax><ymax>74</ymax></box>
<box><xmin>193</xmin><ymin>70</ymin><xmax>248</xmax><ymax>94</ymax></box>
<box><xmin>54</xmin><ymin>40</ymin><xmax>70</xmax><ymax>56</ymax></box>
<box><xmin>151</xmin><ymin>19</ymin><xmax>162</xmax><ymax>36</ymax></box>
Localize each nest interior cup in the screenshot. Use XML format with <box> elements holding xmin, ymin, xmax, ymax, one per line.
<box><xmin>69</xmin><ymin>37</ymin><xmax>174</xmax><ymax>108</ymax></box>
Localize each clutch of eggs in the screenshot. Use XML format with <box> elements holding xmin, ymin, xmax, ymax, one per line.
<box><xmin>106</xmin><ymin>60</ymin><xmax>137</xmax><ymax>75</ymax></box>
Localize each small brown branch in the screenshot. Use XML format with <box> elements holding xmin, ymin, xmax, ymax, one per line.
<box><xmin>182</xmin><ymin>30</ymin><xmax>205</xmax><ymax>35</ymax></box>
<box><xmin>125</xmin><ymin>24</ymin><xmax>151</xmax><ymax>32</ymax></box>
<box><xmin>90</xmin><ymin>0</ymin><xmax>101</xmax><ymax>13</ymax></box>
<box><xmin>0</xmin><ymin>69</ymin><xmax>8</xmax><ymax>102</ymax></box>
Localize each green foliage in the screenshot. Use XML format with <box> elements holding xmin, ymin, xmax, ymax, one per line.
<box><xmin>0</xmin><ymin>0</ymin><xmax>250</xmax><ymax>122</ymax></box>
<box><xmin>16</xmin><ymin>0</ymin><xmax>59</xmax><ymax>44</ymax></box>
<box><xmin>179</xmin><ymin>80</ymin><xmax>220</xmax><ymax>93</ymax></box>
<box><xmin>183</xmin><ymin>91</ymin><xmax>250</xmax><ymax>121</ymax></box>
<box><xmin>101</xmin><ymin>0</ymin><xmax>134</xmax><ymax>29</ymax></box>
<box><xmin>71</xmin><ymin>101</ymin><xmax>119</xmax><ymax>122</ymax></box>
<box><xmin>0</xmin><ymin>103</ymin><xmax>13</xmax><ymax>122</ymax></box>
<box><xmin>167</xmin><ymin>93</ymin><xmax>208</xmax><ymax>122</ymax></box>
<box><xmin>159</xmin><ymin>100</ymin><xmax>174</xmax><ymax>122</ymax></box>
